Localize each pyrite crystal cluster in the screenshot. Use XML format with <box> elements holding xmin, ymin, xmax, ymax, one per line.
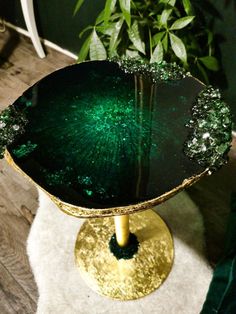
<box><xmin>113</xmin><ymin>58</ymin><xmax>189</xmax><ymax>82</ymax></box>
<box><xmin>0</xmin><ymin>105</ymin><xmax>28</xmax><ymax>158</ymax></box>
<box><xmin>184</xmin><ymin>86</ymin><xmax>232</xmax><ymax>171</ymax></box>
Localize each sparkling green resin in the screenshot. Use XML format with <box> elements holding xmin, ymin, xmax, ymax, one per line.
<box><xmin>4</xmin><ymin>61</ymin><xmax>231</xmax><ymax>209</ymax></box>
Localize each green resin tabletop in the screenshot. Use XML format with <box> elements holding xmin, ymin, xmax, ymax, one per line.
<box><xmin>5</xmin><ymin>61</ymin><xmax>230</xmax><ymax>213</ymax></box>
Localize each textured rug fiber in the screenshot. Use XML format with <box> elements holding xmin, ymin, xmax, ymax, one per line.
<box><xmin>27</xmin><ymin>189</ymin><xmax>212</xmax><ymax>314</ymax></box>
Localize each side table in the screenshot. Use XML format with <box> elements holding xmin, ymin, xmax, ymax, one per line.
<box><xmin>1</xmin><ymin>60</ymin><xmax>232</xmax><ymax>300</ymax></box>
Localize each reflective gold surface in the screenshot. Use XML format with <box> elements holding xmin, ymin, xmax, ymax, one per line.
<box><xmin>114</xmin><ymin>215</ymin><xmax>130</xmax><ymax>247</ymax></box>
<box><xmin>75</xmin><ymin>209</ymin><xmax>174</xmax><ymax>300</ymax></box>
<box><xmin>4</xmin><ymin>149</ymin><xmax>208</xmax><ymax>218</ymax></box>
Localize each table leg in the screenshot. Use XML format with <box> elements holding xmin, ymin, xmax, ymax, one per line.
<box><xmin>20</xmin><ymin>0</ymin><xmax>46</xmax><ymax>58</ymax></box>
<box><xmin>114</xmin><ymin>215</ymin><xmax>129</xmax><ymax>247</ymax></box>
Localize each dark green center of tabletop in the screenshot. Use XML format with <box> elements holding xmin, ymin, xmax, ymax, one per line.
<box><xmin>8</xmin><ymin>61</ymin><xmax>205</xmax><ymax>209</ymax></box>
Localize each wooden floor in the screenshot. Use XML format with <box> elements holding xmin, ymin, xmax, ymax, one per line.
<box><xmin>0</xmin><ymin>28</ymin><xmax>74</xmax><ymax>314</ymax></box>
<box><xmin>0</xmin><ymin>27</ymin><xmax>236</xmax><ymax>314</ymax></box>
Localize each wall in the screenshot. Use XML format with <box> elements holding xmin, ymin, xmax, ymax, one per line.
<box><xmin>0</xmin><ymin>0</ymin><xmax>104</xmax><ymax>53</ymax></box>
<box><xmin>0</xmin><ymin>0</ymin><xmax>235</xmax><ymax>124</ymax></box>
<box><xmin>213</xmin><ymin>0</ymin><xmax>236</xmax><ymax>126</ymax></box>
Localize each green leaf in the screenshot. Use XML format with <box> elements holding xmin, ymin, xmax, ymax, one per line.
<box><xmin>89</xmin><ymin>29</ymin><xmax>107</xmax><ymax>60</ymax></box>
<box><xmin>169</xmin><ymin>32</ymin><xmax>187</xmax><ymax>63</ymax></box>
<box><xmin>159</xmin><ymin>0</ymin><xmax>176</xmax><ymax>5</ymax></box>
<box><xmin>97</xmin><ymin>23</ymin><xmax>116</xmax><ymax>36</ymax></box>
<box><xmin>162</xmin><ymin>33</ymin><xmax>168</xmax><ymax>52</ymax></box>
<box><xmin>182</xmin><ymin>0</ymin><xmax>192</xmax><ymax>15</ymax></box>
<box><xmin>104</xmin><ymin>0</ymin><xmax>117</xmax><ymax>25</ymax></box>
<box><xmin>128</xmin><ymin>21</ymin><xmax>145</xmax><ymax>55</ymax></box>
<box><xmin>148</xmin><ymin>28</ymin><xmax>153</xmax><ymax>57</ymax></box>
<box><xmin>119</xmin><ymin>0</ymin><xmax>131</xmax><ymax>27</ymax></box>
<box><xmin>150</xmin><ymin>42</ymin><xmax>163</xmax><ymax>63</ymax></box>
<box><xmin>170</xmin><ymin>16</ymin><xmax>195</xmax><ymax>30</ymax></box>
<box><xmin>152</xmin><ymin>31</ymin><xmax>165</xmax><ymax>46</ymax></box>
<box><xmin>199</xmin><ymin>56</ymin><xmax>219</xmax><ymax>71</ymax></box>
<box><xmin>95</xmin><ymin>10</ymin><xmax>105</xmax><ymax>25</ymax></box>
<box><xmin>79</xmin><ymin>25</ymin><xmax>93</xmax><ymax>38</ymax></box>
<box><xmin>73</xmin><ymin>0</ymin><xmax>85</xmax><ymax>16</ymax></box>
<box><xmin>110</xmin><ymin>13</ymin><xmax>122</xmax><ymax>21</ymax></box>
<box><xmin>160</xmin><ymin>9</ymin><xmax>172</xmax><ymax>26</ymax></box>
<box><xmin>207</xmin><ymin>30</ymin><xmax>213</xmax><ymax>45</ymax></box>
<box><xmin>109</xmin><ymin>18</ymin><xmax>124</xmax><ymax>55</ymax></box>
<box><xmin>125</xmin><ymin>49</ymin><xmax>140</xmax><ymax>58</ymax></box>
<box><xmin>78</xmin><ymin>33</ymin><xmax>92</xmax><ymax>62</ymax></box>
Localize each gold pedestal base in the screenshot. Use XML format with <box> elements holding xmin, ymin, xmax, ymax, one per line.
<box><xmin>75</xmin><ymin>209</ymin><xmax>174</xmax><ymax>300</ymax></box>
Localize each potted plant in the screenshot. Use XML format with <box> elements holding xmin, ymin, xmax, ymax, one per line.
<box><xmin>74</xmin><ymin>0</ymin><xmax>221</xmax><ymax>83</ymax></box>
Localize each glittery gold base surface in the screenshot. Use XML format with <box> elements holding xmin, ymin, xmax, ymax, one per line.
<box><xmin>75</xmin><ymin>209</ymin><xmax>174</xmax><ymax>300</ymax></box>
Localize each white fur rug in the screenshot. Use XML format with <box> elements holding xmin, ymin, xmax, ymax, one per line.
<box><xmin>27</xmin><ymin>189</ymin><xmax>212</xmax><ymax>314</ymax></box>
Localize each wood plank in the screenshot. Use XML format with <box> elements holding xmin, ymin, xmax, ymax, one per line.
<box><xmin>0</xmin><ymin>26</ymin><xmax>74</xmax><ymax>312</ymax></box>
<box><xmin>17</xmin><ymin>34</ymin><xmax>75</xmax><ymax>68</ymax></box>
<box><xmin>0</xmin><ymin>160</ymin><xmax>38</xmax><ymax>217</ymax></box>
<box><xmin>0</xmin><ymin>28</ymin><xmax>74</xmax><ymax>110</ymax></box>
<box><xmin>0</xmin><ymin>262</ymin><xmax>36</xmax><ymax>314</ymax></box>
<box><xmin>0</xmin><ymin>192</ymin><xmax>38</xmax><ymax>302</ymax></box>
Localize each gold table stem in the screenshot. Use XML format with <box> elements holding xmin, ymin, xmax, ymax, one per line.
<box><xmin>114</xmin><ymin>215</ymin><xmax>130</xmax><ymax>247</ymax></box>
